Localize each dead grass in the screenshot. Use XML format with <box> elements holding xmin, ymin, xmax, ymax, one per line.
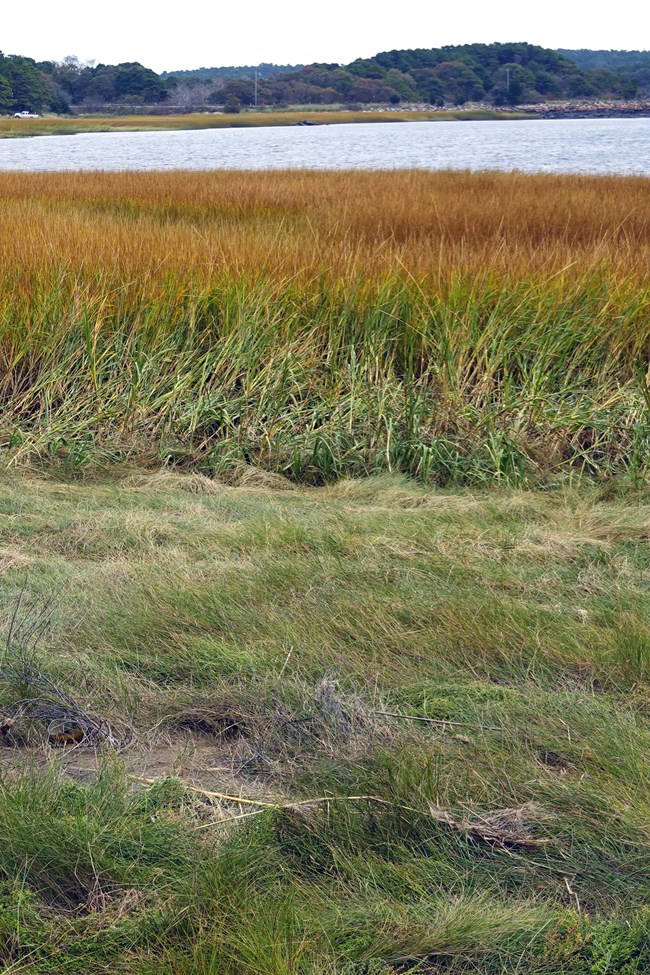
<box><xmin>1</xmin><ymin>168</ymin><xmax>650</xmax><ymax>281</ymax></box>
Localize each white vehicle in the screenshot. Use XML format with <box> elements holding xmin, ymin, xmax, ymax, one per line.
<box><xmin>13</xmin><ymin>111</ymin><xmax>39</xmax><ymax>119</ymax></box>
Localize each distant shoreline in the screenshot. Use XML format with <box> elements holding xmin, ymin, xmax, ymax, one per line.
<box><xmin>513</xmin><ymin>100</ymin><xmax>650</xmax><ymax>120</ymax></box>
<box><xmin>0</xmin><ymin>109</ymin><xmax>530</xmax><ymax>139</ymax></box>
<box><xmin>0</xmin><ymin>104</ymin><xmax>648</xmax><ymax>139</ymax></box>
<box><xmin>533</xmin><ymin>109</ymin><xmax>650</xmax><ymax>119</ymax></box>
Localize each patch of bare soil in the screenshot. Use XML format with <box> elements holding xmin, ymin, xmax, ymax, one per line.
<box><xmin>0</xmin><ymin>728</ymin><xmax>282</xmax><ymax>803</ymax></box>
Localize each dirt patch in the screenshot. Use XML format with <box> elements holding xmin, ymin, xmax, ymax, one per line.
<box><xmin>535</xmin><ymin>749</ymin><xmax>576</xmax><ymax>776</ymax></box>
<box><xmin>0</xmin><ymin>728</ymin><xmax>281</xmax><ymax>804</ymax></box>
<box><xmin>161</xmin><ymin>706</ymin><xmax>250</xmax><ymax>740</ymax></box>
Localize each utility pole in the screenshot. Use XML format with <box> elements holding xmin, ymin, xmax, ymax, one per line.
<box><xmin>254</xmin><ymin>70</ymin><xmax>258</xmax><ymax>108</ymax></box>
<box><xmin>506</xmin><ymin>67</ymin><xmax>511</xmax><ymax>95</ymax></box>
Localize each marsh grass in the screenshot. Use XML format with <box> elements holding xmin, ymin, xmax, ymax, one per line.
<box><xmin>1</xmin><ymin>170</ymin><xmax>649</xmax><ymax>969</ymax></box>
<box><xmin>0</xmin><ymin>109</ymin><xmax>531</xmax><ymax>139</ymax></box>
<box><xmin>0</xmin><ymin>170</ymin><xmax>649</xmax><ymax>484</ymax></box>
<box><xmin>0</xmin><ymin>473</ymin><xmax>649</xmax><ymax>971</ymax></box>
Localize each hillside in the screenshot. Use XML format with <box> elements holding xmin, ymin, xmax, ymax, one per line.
<box><xmin>1</xmin><ymin>471</ymin><xmax>649</xmax><ymax>973</ymax></box>
<box><xmin>2</xmin><ymin>42</ymin><xmax>650</xmax><ymax>114</ymax></box>
<box><xmin>183</xmin><ymin>43</ymin><xmax>648</xmax><ymax>108</ymax></box>
<box><xmin>159</xmin><ymin>62</ymin><xmax>303</xmax><ymax>81</ymax></box>
<box><xmin>1</xmin><ymin>168</ymin><xmax>649</xmax><ymax>480</ymax></box>
<box><xmin>559</xmin><ymin>48</ymin><xmax>650</xmax><ymax>70</ymax></box>
<box><xmin>0</xmin><ymin>52</ymin><xmax>167</xmax><ymax>113</ymax></box>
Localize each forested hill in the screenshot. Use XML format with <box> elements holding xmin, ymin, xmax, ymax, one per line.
<box><xmin>559</xmin><ymin>49</ymin><xmax>650</xmax><ymax>70</ymax></box>
<box><xmin>250</xmin><ymin>43</ymin><xmax>647</xmax><ymax>107</ymax></box>
<box><xmin>159</xmin><ymin>63</ymin><xmax>302</xmax><ymax>81</ymax></box>
<box><xmin>1</xmin><ymin>42</ymin><xmax>649</xmax><ymax>114</ymax></box>
<box><xmin>0</xmin><ymin>53</ymin><xmax>167</xmax><ymax>113</ymax></box>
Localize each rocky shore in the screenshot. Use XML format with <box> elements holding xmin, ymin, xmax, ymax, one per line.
<box><xmin>506</xmin><ymin>99</ymin><xmax>650</xmax><ymax>119</ymax></box>
<box><xmin>362</xmin><ymin>99</ymin><xmax>650</xmax><ymax>120</ymax></box>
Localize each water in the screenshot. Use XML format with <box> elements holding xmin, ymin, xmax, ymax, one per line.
<box><xmin>0</xmin><ymin>117</ymin><xmax>648</xmax><ymax>174</ymax></box>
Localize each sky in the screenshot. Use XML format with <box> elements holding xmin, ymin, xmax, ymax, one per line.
<box><xmin>4</xmin><ymin>0</ymin><xmax>648</xmax><ymax>72</ymax></box>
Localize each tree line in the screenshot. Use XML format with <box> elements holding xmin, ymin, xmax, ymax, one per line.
<box><xmin>1</xmin><ymin>43</ymin><xmax>649</xmax><ymax>115</ymax></box>
<box><xmin>237</xmin><ymin>44</ymin><xmax>650</xmax><ymax>108</ymax></box>
<box><xmin>0</xmin><ymin>54</ymin><xmax>166</xmax><ymax>113</ymax></box>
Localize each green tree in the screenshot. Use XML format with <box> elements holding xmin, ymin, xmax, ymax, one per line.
<box><xmin>566</xmin><ymin>71</ymin><xmax>597</xmax><ymax>97</ymax></box>
<box><xmin>0</xmin><ymin>74</ymin><xmax>13</xmax><ymax>112</ymax></box>
<box><xmin>385</xmin><ymin>69</ymin><xmax>418</xmax><ymax>101</ymax></box>
<box><xmin>347</xmin><ymin>58</ymin><xmax>386</xmax><ymax>79</ymax></box>
<box><xmin>86</xmin><ymin>66</ymin><xmax>118</xmax><ymax>102</ymax></box>
<box><xmin>533</xmin><ymin>69</ymin><xmax>562</xmax><ymax>98</ymax></box>
<box><xmin>113</xmin><ymin>62</ymin><xmax>167</xmax><ymax>102</ymax></box>
<box><xmin>411</xmin><ymin>69</ymin><xmax>445</xmax><ymax>105</ymax></box>
<box><xmin>223</xmin><ymin>95</ymin><xmax>241</xmax><ymax>113</ymax></box>
<box><xmin>491</xmin><ymin>64</ymin><xmax>537</xmax><ymax>105</ymax></box>
<box><xmin>347</xmin><ymin>78</ymin><xmax>400</xmax><ymax>103</ymax></box>
<box><xmin>221</xmin><ymin>78</ymin><xmax>255</xmax><ymax>105</ymax></box>
<box><xmin>434</xmin><ymin>61</ymin><xmax>485</xmax><ymax>104</ymax></box>
<box><xmin>1</xmin><ymin>55</ymin><xmax>49</xmax><ymax>110</ymax></box>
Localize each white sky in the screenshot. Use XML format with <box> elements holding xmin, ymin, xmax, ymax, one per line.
<box><xmin>4</xmin><ymin>0</ymin><xmax>649</xmax><ymax>72</ymax></box>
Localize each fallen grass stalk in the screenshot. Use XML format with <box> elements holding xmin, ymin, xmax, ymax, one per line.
<box><xmin>134</xmin><ymin>775</ymin><xmax>426</xmax><ymax>823</ymax></box>
<box><xmin>0</xmin><ymin>165</ymin><xmax>648</xmax><ymax>970</ymax></box>
<box><xmin>374</xmin><ymin>709</ymin><xmax>504</xmax><ymax>731</ymax></box>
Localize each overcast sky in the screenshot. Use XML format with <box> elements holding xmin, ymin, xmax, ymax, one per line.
<box><xmin>4</xmin><ymin>1</ymin><xmax>648</xmax><ymax>72</ymax></box>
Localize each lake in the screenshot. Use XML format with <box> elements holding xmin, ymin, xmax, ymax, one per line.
<box><xmin>0</xmin><ymin>118</ymin><xmax>648</xmax><ymax>174</ymax></box>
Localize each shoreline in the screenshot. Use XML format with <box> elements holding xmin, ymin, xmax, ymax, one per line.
<box><xmin>533</xmin><ymin>108</ymin><xmax>650</xmax><ymax>119</ymax></box>
<box><xmin>515</xmin><ymin>100</ymin><xmax>650</xmax><ymax>120</ymax></box>
<box><xmin>0</xmin><ymin>104</ymin><xmax>647</xmax><ymax>140</ymax></box>
<box><xmin>0</xmin><ymin>109</ymin><xmax>532</xmax><ymax>139</ymax></box>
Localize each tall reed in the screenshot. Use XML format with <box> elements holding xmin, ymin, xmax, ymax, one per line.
<box><xmin>1</xmin><ymin>169</ymin><xmax>649</xmax><ymax>482</ymax></box>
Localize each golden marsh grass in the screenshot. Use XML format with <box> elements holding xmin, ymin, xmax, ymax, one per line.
<box><xmin>0</xmin><ymin>108</ymin><xmax>529</xmax><ymax>139</ymax></box>
<box><xmin>0</xmin><ymin>169</ymin><xmax>649</xmax><ymax>481</ymax></box>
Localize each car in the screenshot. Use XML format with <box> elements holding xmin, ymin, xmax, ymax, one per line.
<box><xmin>13</xmin><ymin>111</ymin><xmax>39</xmax><ymax>119</ymax></box>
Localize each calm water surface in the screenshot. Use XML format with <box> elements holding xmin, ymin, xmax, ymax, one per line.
<box><xmin>0</xmin><ymin>118</ymin><xmax>648</xmax><ymax>174</ymax></box>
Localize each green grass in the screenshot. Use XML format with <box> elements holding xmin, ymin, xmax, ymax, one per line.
<box><xmin>3</xmin><ymin>274</ymin><xmax>650</xmax><ymax>486</ymax></box>
<box><xmin>0</xmin><ymin>471</ymin><xmax>649</xmax><ymax>972</ymax></box>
